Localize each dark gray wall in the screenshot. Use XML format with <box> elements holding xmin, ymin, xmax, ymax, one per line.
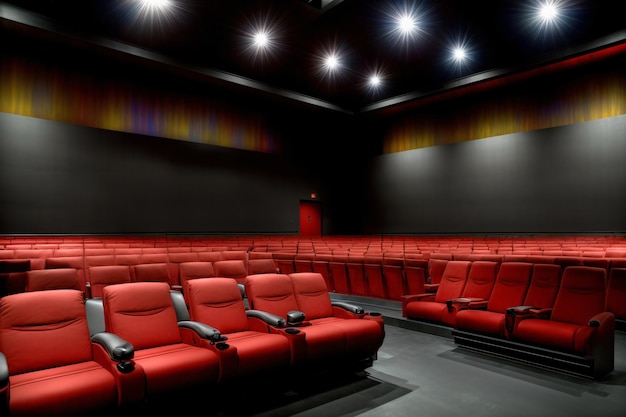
<box><xmin>0</xmin><ymin>112</ymin><xmax>319</xmax><ymax>235</ymax></box>
<box><xmin>365</xmin><ymin>115</ymin><xmax>626</xmax><ymax>234</ymax></box>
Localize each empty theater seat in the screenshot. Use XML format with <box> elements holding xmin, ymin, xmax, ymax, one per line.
<box><xmin>510</xmin><ymin>266</ymin><xmax>614</xmax><ymax>379</ymax></box>
<box><xmin>455</xmin><ymin>262</ymin><xmax>534</xmax><ymax>337</ymax></box>
<box><xmin>213</xmin><ymin>260</ymin><xmax>248</xmax><ymax>284</ymax></box>
<box><xmin>247</xmin><ymin>258</ymin><xmax>280</xmax><ymax>275</ymax></box>
<box><xmin>101</xmin><ymin>282</ymin><xmax>222</xmax><ymax>400</ymax></box>
<box><xmin>25</xmin><ymin>268</ymin><xmax>82</xmax><ymax>292</ymax></box>
<box><xmin>402</xmin><ymin>261</ymin><xmax>472</xmax><ymax>324</ymax></box>
<box><xmin>0</xmin><ymin>289</ymin><xmax>144</xmax><ymax>416</ymax></box>
<box><xmin>88</xmin><ymin>265</ymin><xmax>132</xmax><ymax>298</ymax></box>
<box><xmin>186</xmin><ymin>277</ymin><xmax>292</xmax><ymax>381</ymax></box>
<box><xmin>244</xmin><ymin>272</ymin><xmax>384</xmax><ymax>370</ymax></box>
<box><xmin>179</xmin><ymin>261</ymin><xmax>216</xmax><ymax>301</ymax></box>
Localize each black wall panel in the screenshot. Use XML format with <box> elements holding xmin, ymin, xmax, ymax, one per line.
<box><xmin>365</xmin><ymin>115</ymin><xmax>626</xmax><ymax>234</ymax></box>
<box><xmin>0</xmin><ymin>112</ymin><xmax>315</xmax><ymax>235</ymax></box>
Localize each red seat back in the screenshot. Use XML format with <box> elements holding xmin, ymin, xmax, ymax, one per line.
<box><xmin>179</xmin><ymin>262</ymin><xmax>215</xmax><ymax>297</ymax></box>
<box><xmin>290</xmin><ymin>272</ymin><xmax>334</xmax><ymax>320</ymax></box>
<box><xmin>551</xmin><ymin>266</ymin><xmax>607</xmax><ymax>325</ymax></box>
<box><xmin>523</xmin><ymin>264</ymin><xmax>562</xmax><ymax>309</ymax></box>
<box><xmin>487</xmin><ymin>262</ymin><xmax>533</xmax><ymax>312</ymax></box>
<box><xmin>102</xmin><ymin>282</ymin><xmax>181</xmax><ymax>350</ymax></box>
<box><xmin>89</xmin><ymin>265</ymin><xmax>132</xmax><ymax>298</ymax></box>
<box><xmin>0</xmin><ymin>289</ymin><xmax>92</xmax><ymax>374</ymax></box>
<box><xmin>245</xmin><ymin>273</ymin><xmax>299</xmax><ymax>317</ymax></box>
<box><xmin>460</xmin><ymin>261</ymin><xmax>499</xmax><ymax>300</ymax></box>
<box><xmin>434</xmin><ymin>261</ymin><xmax>471</xmax><ymax>303</ymax></box>
<box><xmin>187</xmin><ymin>277</ymin><xmax>248</xmax><ymax>334</ymax></box>
<box><xmin>25</xmin><ymin>268</ymin><xmax>82</xmax><ymax>292</ymax></box>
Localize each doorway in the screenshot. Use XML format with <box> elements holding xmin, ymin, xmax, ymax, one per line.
<box><xmin>299</xmin><ymin>200</ymin><xmax>321</xmax><ymax>236</ymax></box>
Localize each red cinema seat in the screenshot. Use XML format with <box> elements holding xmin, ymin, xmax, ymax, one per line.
<box><xmin>402</xmin><ymin>261</ymin><xmax>471</xmax><ymax>323</ymax></box>
<box><xmin>346</xmin><ymin>254</ymin><xmax>368</xmax><ymax>296</ymax></box>
<box><xmin>45</xmin><ymin>256</ymin><xmax>87</xmax><ymax>294</ymax></box>
<box><xmin>521</xmin><ymin>263</ymin><xmax>562</xmax><ymax>310</ymax></box>
<box><xmin>364</xmin><ymin>253</ymin><xmax>386</xmax><ymax>299</ymax></box>
<box><xmin>213</xmin><ymin>260</ymin><xmax>248</xmax><ymax>284</ymax></box>
<box><xmin>186</xmin><ymin>278</ymin><xmax>291</xmax><ymax>380</ymax></box>
<box><xmin>25</xmin><ymin>268</ymin><xmax>82</xmax><ymax>292</ymax></box>
<box><xmin>244</xmin><ymin>273</ymin><xmax>346</xmax><ymax>365</ymax></box>
<box><xmin>511</xmin><ymin>266</ymin><xmax>614</xmax><ymax>379</ymax></box>
<box><xmin>88</xmin><ymin>265</ymin><xmax>132</xmax><ymax>299</ymax></box>
<box><xmin>101</xmin><ymin>282</ymin><xmax>221</xmax><ymax>399</ymax></box>
<box><xmin>132</xmin><ymin>263</ymin><xmax>171</xmax><ymax>285</ymax></box>
<box><xmin>247</xmin><ymin>258</ymin><xmax>279</xmax><ymax>275</ymax></box>
<box><xmin>455</xmin><ymin>262</ymin><xmax>533</xmax><ymax>337</ymax></box>
<box><xmin>441</xmin><ymin>261</ymin><xmax>499</xmax><ymax>326</ymax></box>
<box><xmin>272</xmin><ymin>252</ymin><xmax>296</xmax><ymax>274</ymax></box>
<box><xmin>426</xmin><ymin>258</ymin><xmax>449</xmax><ymax>292</ymax></box>
<box><xmin>328</xmin><ymin>253</ymin><xmax>350</xmax><ymax>294</ymax></box>
<box><xmin>289</xmin><ymin>272</ymin><xmax>385</xmax><ymax>362</ymax></box>
<box><xmin>381</xmin><ymin>255</ymin><xmax>405</xmax><ymax>300</ymax></box>
<box><xmin>0</xmin><ymin>289</ymin><xmax>143</xmax><ymax>416</ymax></box>
<box><xmin>404</xmin><ymin>257</ymin><xmax>427</xmax><ymax>296</ymax></box>
<box><xmin>179</xmin><ymin>261</ymin><xmax>216</xmax><ymax>301</ymax></box>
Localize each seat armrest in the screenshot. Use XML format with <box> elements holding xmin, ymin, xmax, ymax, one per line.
<box><xmin>286</xmin><ymin>310</ymin><xmax>306</xmax><ymax>326</ymax></box>
<box><xmin>179</xmin><ymin>320</ymin><xmax>226</xmax><ymax>343</ymax></box>
<box><xmin>331</xmin><ymin>301</ymin><xmax>365</xmax><ymax>315</ymax></box>
<box><xmin>424</xmin><ymin>283</ymin><xmax>439</xmax><ymax>293</ymax></box>
<box><xmin>588</xmin><ymin>311</ymin><xmax>615</xmax><ymax>328</ymax></box>
<box><xmin>505</xmin><ymin>306</ymin><xmax>552</xmax><ymax>334</ymax></box>
<box><xmin>91</xmin><ymin>332</ymin><xmax>134</xmax><ymax>361</ymax></box>
<box><xmin>246</xmin><ymin>309</ymin><xmax>286</xmax><ymax>327</ymax></box>
<box><xmin>446</xmin><ymin>297</ymin><xmax>484</xmax><ymax>312</ymax></box>
<box><xmin>0</xmin><ymin>352</ymin><xmax>8</xmax><ymax>388</ymax></box>
<box><xmin>401</xmin><ymin>293</ymin><xmax>434</xmax><ymax>310</ymax></box>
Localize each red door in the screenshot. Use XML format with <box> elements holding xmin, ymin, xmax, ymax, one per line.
<box><xmin>299</xmin><ymin>201</ymin><xmax>321</xmax><ymax>236</ymax></box>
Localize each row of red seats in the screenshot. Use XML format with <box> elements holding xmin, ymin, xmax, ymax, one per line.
<box><xmin>2</xmin><ymin>248</ymin><xmax>626</xmax><ymax>328</ymax></box>
<box><xmin>402</xmin><ymin>260</ymin><xmax>616</xmax><ymax>379</ymax></box>
<box><xmin>0</xmin><ymin>272</ymin><xmax>385</xmax><ymax>416</ymax></box>
<box><xmin>0</xmin><ymin>249</ymin><xmax>277</xmax><ymax>298</ymax></box>
<box><xmin>2</xmin><ymin>234</ymin><xmax>626</xmax><ymax>252</ymax></box>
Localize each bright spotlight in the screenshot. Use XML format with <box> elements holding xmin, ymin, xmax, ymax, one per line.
<box><xmin>452</xmin><ymin>47</ymin><xmax>466</xmax><ymax>62</ymax></box>
<box><xmin>139</xmin><ymin>0</ymin><xmax>171</xmax><ymax>11</ymax></box>
<box><xmin>324</xmin><ymin>54</ymin><xmax>340</xmax><ymax>71</ymax></box>
<box><xmin>253</xmin><ymin>31</ymin><xmax>269</xmax><ymax>48</ymax></box>
<box><xmin>397</xmin><ymin>13</ymin><xmax>417</xmax><ymax>35</ymax></box>
<box><xmin>538</xmin><ymin>1</ymin><xmax>559</xmax><ymax>24</ymax></box>
<box><xmin>369</xmin><ymin>74</ymin><xmax>381</xmax><ymax>87</ymax></box>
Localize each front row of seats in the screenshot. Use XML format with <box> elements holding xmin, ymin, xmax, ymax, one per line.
<box><xmin>0</xmin><ymin>272</ymin><xmax>385</xmax><ymax>416</ymax></box>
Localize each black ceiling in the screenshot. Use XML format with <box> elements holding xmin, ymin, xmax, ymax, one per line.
<box><xmin>2</xmin><ymin>0</ymin><xmax>625</xmax><ymax>113</ymax></box>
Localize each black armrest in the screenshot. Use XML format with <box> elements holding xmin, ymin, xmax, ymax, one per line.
<box><xmin>246</xmin><ymin>309</ymin><xmax>286</xmax><ymax>327</ymax></box>
<box><xmin>332</xmin><ymin>302</ymin><xmax>365</xmax><ymax>315</ymax></box>
<box><xmin>287</xmin><ymin>310</ymin><xmax>306</xmax><ymax>326</ymax></box>
<box><xmin>589</xmin><ymin>319</ymin><xmax>600</xmax><ymax>327</ymax></box>
<box><xmin>0</xmin><ymin>352</ymin><xmax>8</xmax><ymax>388</ymax></box>
<box><xmin>179</xmin><ymin>320</ymin><xmax>226</xmax><ymax>343</ymax></box>
<box><xmin>506</xmin><ymin>306</ymin><xmax>536</xmax><ymax>314</ymax></box>
<box><xmin>91</xmin><ymin>332</ymin><xmax>134</xmax><ymax>361</ymax></box>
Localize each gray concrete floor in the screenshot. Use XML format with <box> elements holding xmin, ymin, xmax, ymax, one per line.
<box><xmin>245</xmin><ymin>295</ymin><xmax>626</xmax><ymax>417</ymax></box>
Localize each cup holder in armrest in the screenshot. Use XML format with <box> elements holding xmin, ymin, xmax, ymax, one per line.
<box><xmin>216</xmin><ymin>342</ymin><xmax>230</xmax><ymax>350</ymax></box>
<box><xmin>285</xmin><ymin>327</ymin><xmax>301</xmax><ymax>335</ymax></box>
<box><xmin>368</xmin><ymin>312</ymin><xmax>382</xmax><ymax>317</ymax></box>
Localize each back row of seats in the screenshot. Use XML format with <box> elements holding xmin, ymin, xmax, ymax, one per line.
<box><xmin>0</xmin><ymin>272</ymin><xmax>385</xmax><ymax>416</ymax></box>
